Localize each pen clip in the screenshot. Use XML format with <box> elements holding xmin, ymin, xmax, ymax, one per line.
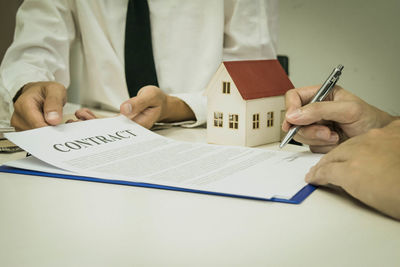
<box><xmin>317</xmin><ymin>65</ymin><xmax>343</xmax><ymax>101</ymax></box>
<box><xmin>319</xmin><ymin>75</ymin><xmax>339</xmax><ymax>100</ymax></box>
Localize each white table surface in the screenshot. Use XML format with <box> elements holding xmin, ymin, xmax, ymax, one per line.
<box><xmin>1</xmin><ymin>114</ymin><xmax>399</xmax><ymax>266</ymax></box>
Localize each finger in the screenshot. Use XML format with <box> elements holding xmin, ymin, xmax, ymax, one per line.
<box><xmin>65</xmin><ymin>119</ymin><xmax>81</xmax><ymax>123</ymax></box>
<box><xmin>282</xmin><ymin>119</ymin><xmax>291</xmax><ymax>132</ymax></box>
<box><xmin>292</xmin><ymin>125</ymin><xmax>339</xmax><ymax>145</ymax></box>
<box><xmin>285</xmin><ymin>89</ymin><xmax>303</xmax><ymax>116</ymax></box>
<box><xmin>283</xmin><ymin>85</ymin><xmax>330</xmax><ymax>130</ymax></box>
<box><xmin>286</xmin><ymin>85</ymin><xmax>343</xmax><ymax>110</ymax></box>
<box><xmin>286</xmin><ymin>100</ymin><xmax>362</xmax><ymax>127</ymax></box>
<box><xmin>11</xmin><ymin>111</ymin><xmax>46</xmax><ymax>131</ymax></box>
<box><xmin>10</xmin><ymin>114</ymin><xmax>24</xmax><ymax>131</ymax></box>
<box><xmin>11</xmin><ymin>111</ymin><xmax>47</xmax><ymax>130</ymax></box>
<box><xmin>43</xmin><ymin>83</ymin><xmax>67</xmax><ymax>125</ymax></box>
<box><xmin>315</xmin><ymin>138</ymin><xmax>360</xmax><ymax>167</ymax></box>
<box><xmin>309</xmin><ymin>144</ymin><xmax>338</xmax><ymax>154</ymax></box>
<box><xmin>285</xmin><ymin>85</ymin><xmax>322</xmax><ymax>111</ymax></box>
<box><xmin>305</xmin><ymin>147</ymin><xmax>345</xmax><ymax>179</ymax></box>
<box><xmin>120</xmin><ymin>95</ymin><xmax>152</xmax><ymax>118</ymax></box>
<box><xmin>285</xmin><ymin>85</ymin><xmax>327</xmax><ymax>121</ymax></box>
<box><xmin>131</xmin><ymin>107</ymin><xmax>160</xmax><ymax>129</ymax></box>
<box><xmin>305</xmin><ymin>161</ymin><xmax>349</xmax><ymax>187</ymax></box>
<box><xmin>12</xmin><ymin>95</ymin><xmax>48</xmax><ymax>130</ymax></box>
<box><xmin>75</xmin><ymin>108</ymin><xmax>97</xmax><ymax>120</ymax></box>
<box><xmin>26</xmin><ymin>100</ymin><xmax>50</xmax><ymax>129</ymax></box>
<box><xmin>120</xmin><ymin>86</ymin><xmax>161</xmax><ymax>118</ymax></box>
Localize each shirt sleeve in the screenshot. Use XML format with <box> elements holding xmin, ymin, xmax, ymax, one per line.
<box><xmin>170</xmin><ymin>91</ymin><xmax>207</xmax><ymax>128</ymax></box>
<box><xmin>223</xmin><ymin>0</ymin><xmax>278</xmax><ymax>61</ymax></box>
<box><xmin>0</xmin><ymin>0</ymin><xmax>76</xmax><ymax>99</ymax></box>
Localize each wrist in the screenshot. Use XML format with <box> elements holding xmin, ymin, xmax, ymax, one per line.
<box><xmin>377</xmin><ymin>109</ymin><xmax>398</xmax><ymax>128</ymax></box>
<box><xmin>159</xmin><ymin>95</ymin><xmax>195</xmax><ymax>123</ymax></box>
<box><xmin>364</xmin><ymin>100</ymin><xmax>397</xmax><ymax>129</ymax></box>
<box><xmin>12</xmin><ymin>85</ymin><xmax>26</xmax><ymax>103</ymax></box>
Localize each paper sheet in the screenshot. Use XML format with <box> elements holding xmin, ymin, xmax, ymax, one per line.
<box><xmin>4</xmin><ymin>116</ymin><xmax>322</xmax><ymax>199</ymax></box>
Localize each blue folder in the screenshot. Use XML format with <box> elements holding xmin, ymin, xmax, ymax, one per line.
<box><xmin>0</xmin><ymin>165</ymin><xmax>317</xmax><ymax>204</ymax></box>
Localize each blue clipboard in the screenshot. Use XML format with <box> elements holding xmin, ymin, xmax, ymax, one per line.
<box><xmin>0</xmin><ymin>165</ymin><xmax>317</xmax><ymax>204</ymax></box>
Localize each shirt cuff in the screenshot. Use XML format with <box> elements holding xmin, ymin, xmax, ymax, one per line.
<box><xmin>1</xmin><ymin>63</ymin><xmax>56</xmax><ymax>99</ymax></box>
<box><xmin>169</xmin><ymin>91</ymin><xmax>207</xmax><ymax>128</ymax></box>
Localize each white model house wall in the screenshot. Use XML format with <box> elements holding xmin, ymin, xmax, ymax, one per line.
<box><xmin>245</xmin><ymin>95</ymin><xmax>285</xmax><ymax>146</ymax></box>
<box><xmin>206</xmin><ymin>65</ymin><xmax>246</xmax><ymax>146</ymax></box>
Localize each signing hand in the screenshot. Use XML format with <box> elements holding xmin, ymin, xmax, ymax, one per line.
<box><xmin>11</xmin><ymin>82</ymin><xmax>67</xmax><ymax>131</ymax></box>
<box><xmin>282</xmin><ymin>85</ymin><xmax>396</xmax><ymax>153</ymax></box>
<box><xmin>306</xmin><ymin>119</ymin><xmax>400</xmax><ymax>220</ymax></box>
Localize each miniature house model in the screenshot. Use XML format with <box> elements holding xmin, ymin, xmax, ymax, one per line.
<box><xmin>205</xmin><ymin>59</ymin><xmax>294</xmax><ymax>147</ymax></box>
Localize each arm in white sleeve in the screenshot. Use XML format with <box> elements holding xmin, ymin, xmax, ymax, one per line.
<box><xmin>0</xmin><ymin>0</ymin><xmax>75</xmax><ymax>99</ymax></box>
<box><xmin>223</xmin><ymin>0</ymin><xmax>278</xmax><ymax>61</ymax></box>
<box><xmin>169</xmin><ymin>91</ymin><xmax>207</xmax><ymax>128</ymax></box>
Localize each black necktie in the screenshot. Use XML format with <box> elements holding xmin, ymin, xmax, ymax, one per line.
<box><xmin>124</xmin><ymin>0</ymin><xmax>159</xmax><ymax>97</ymax></box>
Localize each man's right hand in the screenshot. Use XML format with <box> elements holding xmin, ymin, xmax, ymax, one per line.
<box><xmin>282</xmin><ymin>85</ymin><xmax>396</xmax><ymax>153</ymax></box>
<box><xmin>11</xmin><ymin>81</ymin><xmax>67</xmax><ymax>131</ymax></box>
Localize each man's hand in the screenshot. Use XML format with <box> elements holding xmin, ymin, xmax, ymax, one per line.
<box><xmin>74</xmin><ymin>86</ymin><xmax>195</xmax><ymax>129</ymax></box>
<box><xmin>306</xmin><ymin>120</ymin><xmax>400</xmax><ymax>220</ymax></box>
<box><xmin>67</xmin><ymin>108</ymin><xmax>98</xmax><ymax>123</ymax></box>
<box><xmin>119</xmin><ymin>86</ymin><xmax>195</xmax><ymax>129</ymax></box>
<box><xmin>282</xmin><ymin>85</ymin><xmax>395</xmax><ymax>153</ymax></box>
<box><xmin>11</xmin><ymin>82</ymin><xmax>67</xmax><ymax>131</ymax></box>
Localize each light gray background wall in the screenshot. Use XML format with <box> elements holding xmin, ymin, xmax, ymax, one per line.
<box><xmin>1</xmin><ymin>0</ymin><xmax>399</xmax><ymax>119</ymax></box>
<box><xmin>278</xmin><ymin>0</ymin><xmax>400</xmax><ymax>115</ymax></box>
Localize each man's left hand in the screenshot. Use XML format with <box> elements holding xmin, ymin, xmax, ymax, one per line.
<box><xmin>306</xmin><ymin>119</ymin><xmax>400</xmax><ymax>220</ymax></box>
<box><xmin>74</xmin><ymin>86</ymin><xmax>195</xmax><ymax>129</ymax></box>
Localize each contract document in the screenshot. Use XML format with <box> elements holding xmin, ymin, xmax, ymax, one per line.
<box><xmin>3</xmin><ymin>116</ymin><xmax>322</xmax><ymax>201</ymax></box>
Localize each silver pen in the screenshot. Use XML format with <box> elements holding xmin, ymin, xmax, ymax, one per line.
<box><xmin>279</xmin><ymin>64</ymin><xmax>344</xmax><ymax>149</ymax></box>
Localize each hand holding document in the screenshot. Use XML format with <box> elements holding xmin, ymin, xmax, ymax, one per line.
<box><xmin>3</xmin><ymin>116</ymin><xmax>322</xmax><ymax>202</ymax></box>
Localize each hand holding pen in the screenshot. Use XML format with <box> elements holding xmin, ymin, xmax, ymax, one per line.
<box><xmin>281</xmin><ymin>66</ymin><xmax>396</xmax><ymax>153</ymax></box>
<box><xmin>280</xmin><ymin>65</ymin><xmax>344</xmax><ymax>149</ymax></box>
<box><xmin>279</xmin><ymin>65</ymin><xmax>400</xmax><ymax>220</ymax></box>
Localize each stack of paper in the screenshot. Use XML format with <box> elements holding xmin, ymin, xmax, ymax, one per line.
<box><xmin>0</xmin><ymin>125</ymin><xmax>22</xmax><ymax>153</ymax></box>
<box><xmin>1</xmin><ymin>116</ymin><xmax>322</xmax><ymax>203</ymax></box>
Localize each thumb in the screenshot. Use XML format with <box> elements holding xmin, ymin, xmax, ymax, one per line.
<box><xmin>286</xmin><ymin>100</ymin><xmax>361</xmax><ymax>126</ymax></box>
<box><xmin>43</xmin><ymin>83</ymin><xmax>67</xmax><ymax>125</ymax></box>
<box><xmin>120</xmin><ymin>86</ymin><xmax>161</xmax><ymax>118</ymax></box>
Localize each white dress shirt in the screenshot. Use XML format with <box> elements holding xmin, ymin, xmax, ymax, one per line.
<box><xmin>0</xmin><ymin>0</ymin><xmax>278</xmax><ymax>126</ymax></box>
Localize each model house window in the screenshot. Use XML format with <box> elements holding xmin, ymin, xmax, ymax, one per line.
<box><xmin>222</xmin><ymin>81</ymin><xmax>231</xmax><ymax>94</ymax></box>
<box><xmin>229</xmin><ymin>114</ymin><xmax>239</xmax><ymax>129</ymax></box>
<box><xmin>213</xmin><ymin>112</ymin><xmax>223</xmax><ymax>127</ymax></box>
<box><xmin>252</xmin><ymin>113</ymin><xmax>260</xmax><ymax>129</ymax></box>
<box><xmin>267</xmin><ymin>111</ymin><xmax>274</xmax><ymax>127</ymax></box>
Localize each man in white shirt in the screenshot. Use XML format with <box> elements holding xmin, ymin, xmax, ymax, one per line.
<box><xmin>0</xmin><ymin>0</ymin><xmax>278</xmax><ymax>130</ymax></box>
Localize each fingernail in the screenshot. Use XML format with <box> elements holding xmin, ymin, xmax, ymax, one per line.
<box><xmin>287</xmin><ymin>109</ymin><xmax>302</xmax><ymax>120</ymax></box>
<box><xmin>122</xmin><ymin>103</ymin><xmax>132</xmax><ymax>114</ymax></box>
<box><xmin>46</xmin><ymin>111</ymin><xmax>60</xmax><ymax>121</ymax></box>
<box><xmin>316</xmin><ymin>130</ymin><xmax>329</xmax><ymax>140</ymax></box>
<box><xmin>328</xmin><ymin>132</ymin><xmax>339</xmax><ymax>142</ymax></box>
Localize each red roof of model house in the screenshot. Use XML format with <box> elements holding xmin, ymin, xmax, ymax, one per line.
<box><xmin>223</xmin><ymin>59</ymin><xmax>294</xmax><ymax>100</ymax></box>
